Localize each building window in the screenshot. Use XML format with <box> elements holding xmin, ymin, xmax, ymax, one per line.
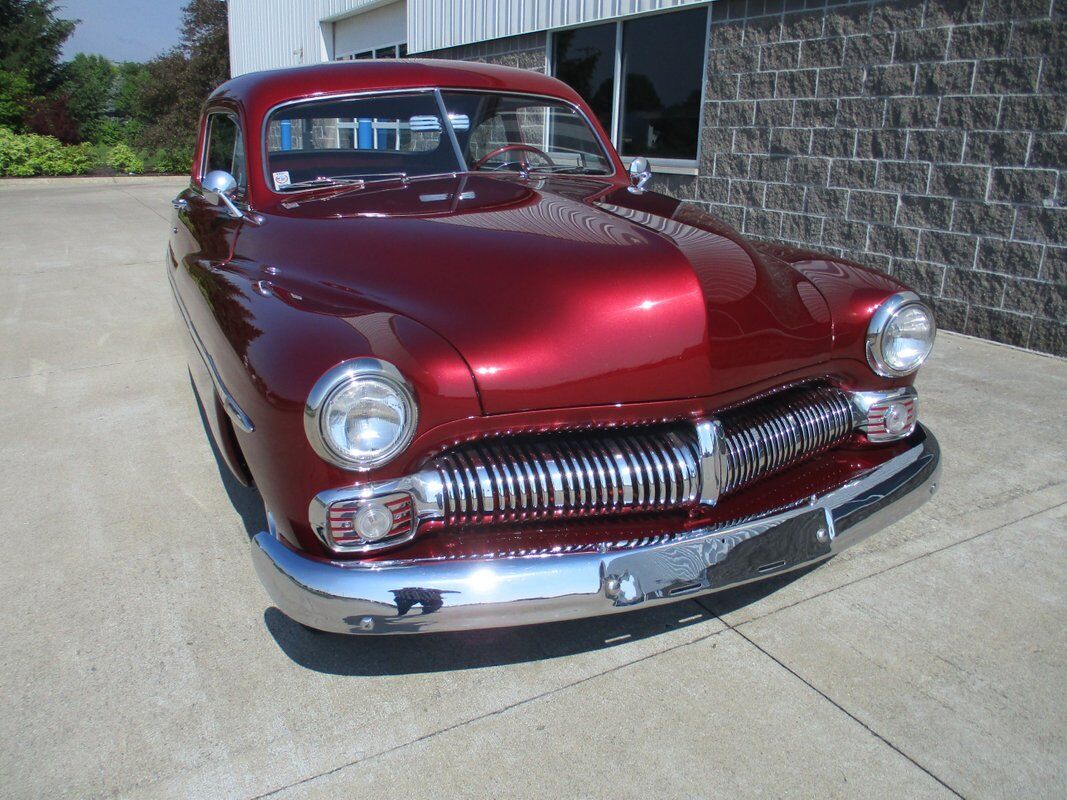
<box><xmin>551</xmin><ymin>24</ymin><xmax>615</xmax><ymax>138</ymax></box>
<box><xmin>337</xmin><ymin>43</ymin><xmax>407</xmax><ymax>60</ymax></box>
<box><xmin>551</xmin><ymin>6</ymin><xmax>709</xmax><ymax>165</ymax></box>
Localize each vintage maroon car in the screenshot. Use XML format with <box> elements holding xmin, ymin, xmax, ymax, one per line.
<box><xmin>168</xmin><ymin>60</ymin><xmax>940</xmax><ymax>634</ymax></box>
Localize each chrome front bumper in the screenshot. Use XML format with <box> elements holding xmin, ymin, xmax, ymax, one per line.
<box><xmin>251</xmin><ymin>426</ymin><xmax>940</xmax><ymax>635</ymax></box>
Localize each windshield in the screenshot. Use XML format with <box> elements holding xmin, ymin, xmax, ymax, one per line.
<box><xmin>440</xmin><ymin>91</ymin><xmax>613</xmax><ymax>176</ymax></box>
<box><xmin>264</xmin><ymin>90</ymin><xmax>613</xmax><ymax>192</ymax></box>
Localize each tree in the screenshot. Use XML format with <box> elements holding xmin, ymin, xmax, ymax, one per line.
<box><xmin>0</xmin><ymin>0</ymin><xmax>78</xmax><ymax>136</ymax></box>
<box><xmin>135</xmin><ymin>0</ymin><xmax>229</xmax><ymax>154</ymax></box>
<box><xmin>0</xmin><ymin>0</ymin><xmax>77</xmax><ymax>94</ymax></box>
<box><xmin>0</xmin><ymin>70</ymin><xmax>34</xmax><ymax>129</ymax></box>
<box><xmin>0</xmin><ymin>0</ymin><xmax>77</xmax><ymax>91</ymax></box>
<box><xmin>60</xmin><ymin>53</ymin><xmax>116</xmax><ymax>134</ymax></box>
<box><xmin>113</xmin><ymin>62</ymin><xmax>151</xmax><ymax>119</ymax></box>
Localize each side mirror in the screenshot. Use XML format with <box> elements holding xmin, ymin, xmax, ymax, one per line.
<box><xmin>202</xmin><ymin>170</ymin><xmax>243</xmax><ymax>219</ymax></box>
<box><xmin>628</xmin><ymin>157</ymin><xmax>652</xmax><ymax>194</ymax></box>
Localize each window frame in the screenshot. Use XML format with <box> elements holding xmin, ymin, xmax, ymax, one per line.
<box><xmin>547</xmin><ymin>6</ymin><xmax>710</xmax><ymax>175</ymax></box>
<box><xmin>198</xmin><ymin>109</ymin><xmax>249</xmax><ymax>197</ymax></box>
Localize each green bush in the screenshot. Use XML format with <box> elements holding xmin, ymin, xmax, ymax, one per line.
<box><xmin>105</xmin><ymin>142</ymin><xmax>143</xmax><ymax>173</ymax></box>
<box><xmin>0</xmin><ymin>127</ymin><xmax>96</xmax><ymax>176</ymax></box>
<box><xmin>145</xmin><ymin>145</ymin><xmax>192</xmax><ymax>175</ymax></box>
<box><xmin>82</xmin><ymin>116</ymin><xmax>143</xmax><ymax>147</ymax></box>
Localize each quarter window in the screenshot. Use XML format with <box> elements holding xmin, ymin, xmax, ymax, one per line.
<box><xmin>551</xmin><ymin>7</ymin><xmax>709</xmax><ymax>163</ymax></box>
<box><xmin>203</xmin><ymin>113</ymin><xmax>246</xmax><ymax>191</ymax></box>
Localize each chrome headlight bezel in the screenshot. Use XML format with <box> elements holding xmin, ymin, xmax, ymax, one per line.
<box><xmin>304</xmin><ymin>359</ymin><xmax>418</xmax><ymax>471</ymax></box>
<box><xmin>866</xmin><ymin>292</ymin><xmax>936</xmax><ymax>378</ymax></box>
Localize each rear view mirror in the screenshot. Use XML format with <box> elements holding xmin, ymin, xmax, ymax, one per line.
<box><xmin>202</xmin><ymin>170</ymin><xmax>243</xmax><ymax>219</ymax></box>
<box><xmin>628</xmin><ymin>157</ymin><xmax>652</xmax><ymax>194</ymax></box>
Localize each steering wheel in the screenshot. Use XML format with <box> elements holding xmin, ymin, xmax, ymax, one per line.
<box><xmin>472</xmin><ymin>143</ymin><xmax>555</xmax><ymax>171</ymax></box>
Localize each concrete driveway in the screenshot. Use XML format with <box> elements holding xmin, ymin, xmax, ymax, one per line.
<box><xmin>1</xmin><ymin>176</ymin><xmax>1064</xmax><ymax>799</ymax></box>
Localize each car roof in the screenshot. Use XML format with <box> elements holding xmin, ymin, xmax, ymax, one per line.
<box><xmin>209</xmin><ymin>59</ymin><xmax>586</xmax><ymax>120</ymax></box>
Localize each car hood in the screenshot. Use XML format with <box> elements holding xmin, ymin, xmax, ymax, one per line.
<box><xmin>250</xmin><ymin>174</ymin><xmax>832</xmax><ymax>414</ymax></box>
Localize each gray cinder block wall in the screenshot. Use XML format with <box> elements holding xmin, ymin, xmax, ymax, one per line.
<box><xmin>426</xmin><ymin>0</ymin><xmax>1065</xmax><ymax>356</ymax></box>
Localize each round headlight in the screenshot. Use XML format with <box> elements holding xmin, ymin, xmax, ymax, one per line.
<box><xmin>305</xmin><ymin>359</ymin><xmax>417</xmax><ymax>470</ymax></box>
<box><xmin>867</xmin><ymin>292</ymin><xmax>936</xmax><ymax>377</ymax></box>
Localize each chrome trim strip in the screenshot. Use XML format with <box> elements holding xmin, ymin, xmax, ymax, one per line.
<box><xmin>166</xmin><ymin>269</ymin><xmax>254</xmax><ymax>433</ymax></box>
<box><xmin>254</xmin><ymin>426</ymin><xmax>940</xmax><ymax>634</ymax></box>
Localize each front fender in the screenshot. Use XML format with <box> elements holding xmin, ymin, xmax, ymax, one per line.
<box><xmin>182</xmin><ymin>261</ymin><xmax>481</xmax><ymax>556</ymax></box>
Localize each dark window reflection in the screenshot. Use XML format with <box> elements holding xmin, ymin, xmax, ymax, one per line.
<box><xmin>552</xmin><ymin>22</ymin><xmax>615</xmax><ymax>135</ymax></box>
<box><xmin>620</xmin><ymin>8</ymin><xmax>706</xmax><ymax>159</ymax></box>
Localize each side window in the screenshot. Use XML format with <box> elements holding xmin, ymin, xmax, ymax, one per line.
<box><xmin>203</xmin><ymin>113</ymin><xmax>247</xmax><ymax>192</ymax></box>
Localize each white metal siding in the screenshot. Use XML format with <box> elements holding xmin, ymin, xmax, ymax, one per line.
<box><xmin>334</xmin><ymin>1</ymin><xmax>406</xmax><ymax>56</ymax></box>
<box><xmin>228</xmin><ymin>0</ymin><xmax>405</xmax><ymax>76</ymax></box>
<box><xmin>228</xmin><ymin>0</ymin><xmax>712</xmax><ymax>75</ymax></box>
<box><xmin>408</xmin><ymin>0</ymin><xmax>712</xmax><ymax>53</ymax></box>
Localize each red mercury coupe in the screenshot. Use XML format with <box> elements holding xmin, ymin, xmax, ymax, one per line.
<box><xmin>167</xmin><ymin>60</ymin><xmax>940</xmax><ymax>634</ymax></box>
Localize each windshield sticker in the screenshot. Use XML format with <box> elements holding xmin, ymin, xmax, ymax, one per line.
<box><xmin>273</xmin><ymin>171</ymin><xmax>291</xmax><ymax>189</ymax></box>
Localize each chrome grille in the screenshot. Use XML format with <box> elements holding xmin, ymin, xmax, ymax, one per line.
<box><xmin>433</xmin><ymin>428</ymin><xmax>700</xmax><ymax>525</ymax></box>
<box><xmin>719</xmin><ymin>386</ymin><xmax>854</xmax><ymax>494</ymax></box>
<box><xmin>431</xmin><ymin>385</ymin><xmax>855</xmax><ymax>527</ymax></box>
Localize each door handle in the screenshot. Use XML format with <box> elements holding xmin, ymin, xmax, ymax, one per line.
<box><xmin>172</xmin><ymin>198</ymin><xmax>188</xmax><ymax>210</ymax></box>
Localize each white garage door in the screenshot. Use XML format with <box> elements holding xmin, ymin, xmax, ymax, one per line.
<box><xmin>334</xmin><ymin>1</ymin><xmax>407</xmax><ymax>59</ymax></box>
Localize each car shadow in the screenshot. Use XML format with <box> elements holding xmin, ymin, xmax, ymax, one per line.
<box><xmin>190</xmin><ymin>374</ymin><xmax>267</xmax><ymax>539</ymax></box>
<box><xmin>263</xmin><ymin>601</ymin><xmax>719</xmax><ymax>675</ymax></box>
<box><xmin>262</xmin><ymin>565</ymin><xmax>820</xmax><ymax>674</ymax></box>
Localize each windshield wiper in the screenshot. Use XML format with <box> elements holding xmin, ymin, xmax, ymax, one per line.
<box><xmin>527</xmin><ymin>165</ymin><xmax>603</xmax><ymax>175</ymax></box>
<box><xmin>279</xmin><ymin>172</ymin><xmax>409</xmax><ymax>192</ymax></box>
<box><xmin>356</xmin><ymin>172</ymin><xmax>409</xmax><ymax>182</ymax></box>
<box><xmin>280</xmin><ymin>176</ymin><xmax>365</xmax><ymax>191</ymax></box>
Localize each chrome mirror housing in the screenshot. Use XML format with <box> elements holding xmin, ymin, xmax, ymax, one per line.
<box><xmin>202</xmin><ymin>170</ymin><xmax>243</xmax><ymax>219</ymax></box>
<box><xmin>628</xmin><ymin>157</ymin><xmax>652</xmax><ymax>193</ymax></box>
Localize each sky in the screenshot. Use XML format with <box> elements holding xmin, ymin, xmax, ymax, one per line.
<box><xmin>58</xmin><ymin>0</ymin><xmax>187</xmax><ymax>63</ymax></box>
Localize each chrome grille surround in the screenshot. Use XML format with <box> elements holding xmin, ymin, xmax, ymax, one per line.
<box><xmin>309</xmin><ymin>384</ymin><xmax>915</xmax><ymax>552</ymax></box>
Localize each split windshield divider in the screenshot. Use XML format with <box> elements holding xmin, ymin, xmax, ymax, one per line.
<box><xmin>434</xmin><ymin>88</ymin><xmax>469</xmax><ymax>173</ymax></box>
